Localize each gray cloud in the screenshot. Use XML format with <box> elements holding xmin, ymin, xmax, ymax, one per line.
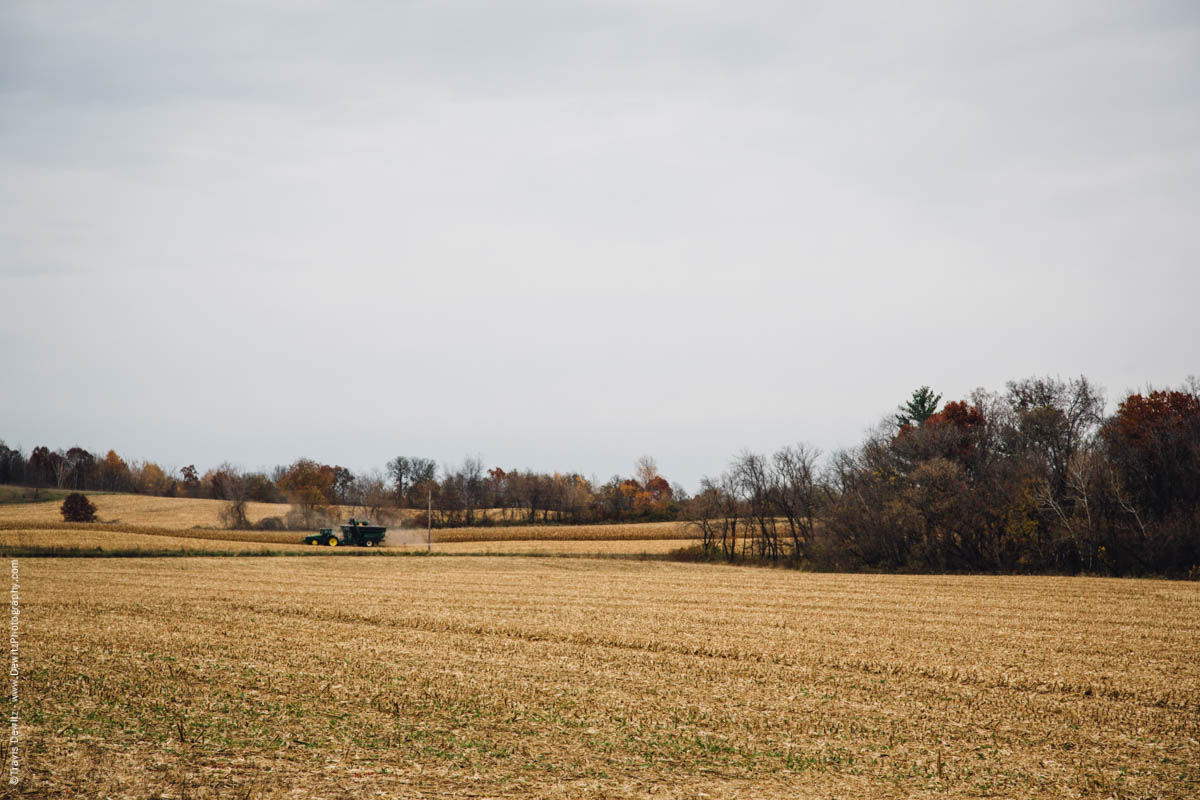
<box><xmin>3</xmin><ymin>1</ymin><xmax>1198</xmax><ymax>486</ymax></box>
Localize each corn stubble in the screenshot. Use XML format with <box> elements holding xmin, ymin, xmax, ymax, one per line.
<box><xmin>0</xmin><ymin>527</ymin><xmax>695</xmax><ymax>557</ymax></box>
<box><xmin>23</xmin><ymin>559</ymin><xmax>1200</xmax><ymax>799</ymax></box>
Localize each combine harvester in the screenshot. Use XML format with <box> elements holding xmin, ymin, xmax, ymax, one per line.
<box><xmin>305</xmin><ymin>518</ymin><xmax>387</xmax><ymax>547</ymax></box>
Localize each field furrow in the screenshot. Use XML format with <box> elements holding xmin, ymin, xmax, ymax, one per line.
<box><xmin>19</xmin><ymin>558</ymin><xmax>1200</xmax><ymax>799</ymax></box>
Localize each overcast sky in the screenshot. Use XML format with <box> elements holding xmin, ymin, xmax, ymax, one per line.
<box><xmin>2</xmin><ymin>1</ymin><xmax>1198</xmax><ymax>488</ymax></box>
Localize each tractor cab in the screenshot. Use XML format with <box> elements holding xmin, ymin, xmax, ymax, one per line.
<box><xmin>304</xmin><ymin>527</ymin><xmax>340</xmax><ymax>546</ymax></box>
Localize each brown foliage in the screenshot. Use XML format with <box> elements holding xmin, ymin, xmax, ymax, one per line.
<box><xmin>59</xmin><ymin>492</ymin><xmax>97</xmax><ymax>523</ymax></box>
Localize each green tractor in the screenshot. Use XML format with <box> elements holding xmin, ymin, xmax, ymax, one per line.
<box><xmin>305</xmin><ymin>518</ymin><xmax>387</xmax><ymax>548</ymax></box>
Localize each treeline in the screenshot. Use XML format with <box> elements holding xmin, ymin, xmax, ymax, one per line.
<box><xmin>4</xmin><ymin>374</ymin><xmax>1198</xmax><ymax>575</ymax></box>
<box><xmin>0</xmin><ymin>443</ymin><xmax>683</xmax><ymax>529</ymax></box>
<box><xmin>415</xmin><ymin>457</ymin><xmax>682</xmax><ymax>527</ymax></box>
<box><xmin>693</xmin><ymin>377</ymin><xmax>1200</xmax><ymax>577</ymax></box>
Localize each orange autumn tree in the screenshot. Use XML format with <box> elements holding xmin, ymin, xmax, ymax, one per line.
<box><xmin>628</xmin><ymin>457</ymin><xmax>675</xmax><ymax>517</ymax></box>
<box><xmin>277</xmin><ymin>458</ymin><xmax>339</xmax><ymax>526</ymax></box>
<box><xmin>99</xmin><ymin>450</ymin><xmax>133</xmax><ymax>492</ymax></box>
<box><xmin>134</xmin><ymin>461</ymin><xmax>170</xmax><ymax>495</ymax></box>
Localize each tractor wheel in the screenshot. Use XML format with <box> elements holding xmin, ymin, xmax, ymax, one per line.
<box><xmin>308</xmin><ymin>540</ymin><xmax>317</xmax><ymax>546</ymax></box>
<box><xmin>327</xmin><ymin>538</ymin><xmax>339</xmax><ymax>547</ymax></box>
<box><xmin>364</xmin><ymin>540</ymin><xmax>375</xmax><ymax>547</ymax></box>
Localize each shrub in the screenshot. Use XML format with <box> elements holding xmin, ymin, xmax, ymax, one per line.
<box><xmin>218</xmin><ymin>499</ymin><xmax>250</xmax><ymax>529</ymax></box>
<box><xmin>60</xmin><ymin>493</ymin><xmax>98</xmax><ymax>523</ymax></box>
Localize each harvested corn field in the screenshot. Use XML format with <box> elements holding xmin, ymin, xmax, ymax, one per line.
<box><xmin>427</xmin><ymin>521</ymin><xmax>692</xmax><ymax>542</ymax></box>
<box><xmin>0</xmin><ymin>529</ymin><xmax>310</xmax><ymax>556</ymax></box>
<box><xmin>0</xmin><ymin>494</ymin><xmax>430</xmax><ymax>532</ymax></box>
<box><xmin>0</xmin><ymin>527</ymin><xmax>691</xmax><ymax>558</ymax></box>
<box><xmin>0</xmin><ymin>490</ymin><xmax>699</xmax><ymax>558</ymax></box>
<box><xmin>0</xmin><ymin>519</ymin><xmax>699</xmax><ymax>558</ymax></box>
<box><xmin>21</xmin><ymin>558</ymin><xmax>1200</xmax><ymax>799</ymax></box>
<box><xmin>0</xmin><ymin>494</ymin><xmax>309</xmax><ymax>530</ymax></box>
<box><xmin>0</xmin><ymin>496</ymin><xmax>677</xmax><ymax>540</ymax></box>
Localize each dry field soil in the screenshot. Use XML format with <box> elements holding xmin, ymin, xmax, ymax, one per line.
<box><xmin>16</xmin><ymin>557</ymin><xmax>1200</xmax><ymax>799</ymax></box>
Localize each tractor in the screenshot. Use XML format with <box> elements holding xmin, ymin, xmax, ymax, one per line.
<box><xmin>305</xmin><ymin>518</ymin><xmax>387</xmax><ymax>547</ymax></box>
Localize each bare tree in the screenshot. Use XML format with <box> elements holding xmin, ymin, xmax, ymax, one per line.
<box><xmin>771</xmin><ymin>444</ymin><xmax>821</xmax><ymax>563</ymax></box>
<box><xmin>213</xmin><ymin>463</ymin><xmax>251</xmax><ymax>529</ymax></box>
<box><xmin>733</xmin><ymin>451</ymin><xmax>778</xmax><ymax>560</ymax></box>
<box><xmin>351</xmin><ymin>469</ymin><xmax>393</xmax><ymax>523</ymax></box>
<box><xmin>388</xmin><ymin>456</ymin><xmax>437</xmax><ymax>507</ymax></box>
<box><xmin>50</xmin><ymin>449</ymin><xmax>71</xmax><ymax>489</ymax></box>
<box><xmin>1007</xmin><ymin>375</ymin><xmax>1105</xmax><ymax>500</ymax></box>
<box><xmin>689</xmin><ymin>473</ymin><xmax>744</xmax><ymax>560</ymax></box>
<box><xmin>635</xmin><ymin>455</ymin><xmax>659</xmax><ymax>488</ymax></box>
